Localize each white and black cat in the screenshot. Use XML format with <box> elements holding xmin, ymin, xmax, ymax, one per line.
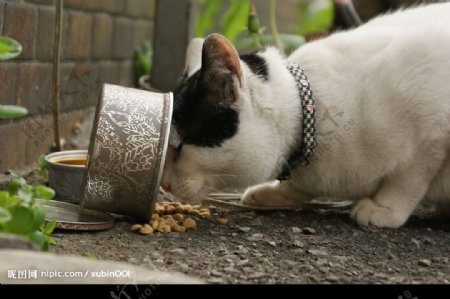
<box><xmin>161</xmin><ymin>2</ymin><xmax>450</xmax><ymax>228</ymax></box>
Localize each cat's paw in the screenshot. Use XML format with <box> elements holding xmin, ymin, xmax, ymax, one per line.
<box><xmin>241</xmin><ymin>181</ymin><xmax>295</xmax><ymax>207</ymax></box>
<box><xmin>350</xmin><ymin>198</ymin><xmax>408</xmax><ymax>228</ymax></box>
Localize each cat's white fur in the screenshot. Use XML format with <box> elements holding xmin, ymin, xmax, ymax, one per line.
<box><xmin>162</xmin><ymin>3</ymin><xmax>450</xmax><ymax>228</ymax></box>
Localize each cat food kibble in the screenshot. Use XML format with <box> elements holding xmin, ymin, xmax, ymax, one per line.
<box><xmin>130</xmin><ymin>201</ymin><xmax>226</xmax><ymax>235</ymax></box>
<box><xmin>173</xmin><ymin>213</ymin><xmax>184</xmax><ymax>222</ymax></box>
<box><xmin>131</xmin><ymin>224</ymin><xmax>142</xmax><ymax>232</ymax></box>
<box><xmin>182</xmin><ymin>217</ymin><xmax>197</xmax><ymax>229</ymax></box>
<box><xmin>199</xmin><ymin>210</ymin><xmax>211</xmax><ymax>218</ymax></box>
<box><xmin>139</xmin><ymin>224</ymin><xmax>153</xmax><ymax>235</ymax></box>
<box><xmin>216</xmin><ymin>218</ymin><xmax>228</xmax><ymax>225</ymax></box>
<box><xmin>172</xmin><ymin>224</ymin><xmax>186</xmax><ymax>233</ymax></box>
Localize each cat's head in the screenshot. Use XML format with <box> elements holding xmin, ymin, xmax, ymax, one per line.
<box><xmin>161</xmin><ymin>34</ymin><xmax>284</xmax><ymax>202</ymax></box>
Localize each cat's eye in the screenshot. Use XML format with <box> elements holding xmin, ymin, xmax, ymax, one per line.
<box><xmin>173</xmin><ymin>143</ymin><xmax>183</xmax><ymax>162</ymax></box>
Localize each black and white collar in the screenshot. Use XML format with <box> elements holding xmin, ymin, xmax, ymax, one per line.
<box><xmin>277</xmin><ymin>63</ymin><xmax>317</xmax><ymax>181</ymax></box>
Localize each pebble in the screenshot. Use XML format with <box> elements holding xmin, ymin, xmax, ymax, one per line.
<box><xmin>344</xmin><ymin>271</ymin><xmax>353</xmax><ymax>277</ymax></box>
<box><xmin>308</xmin><ymin>249</ymin><xmax>328</xmax><ymax>256</ymax></box>
<box><xmin>249</xmin><ymin>217</ymin><xmax>263</xmax><ymax>226</ymax></box>
<box><xmin>127</xmin><ymin>257</ymin><xmax>138</xmax><ymax>264</ymax></box>
<box><xmin>207</xmin><ymin>277</ymin><xmax>225</xmax><ymax>284</ymax></box>
<box><xmin>291</xmin><ymin>227</ymin><xmax>302</xmax><ymax>233</ymax></box>
<box><xmin>209</xmin><ymin>270</ymin><xmax>222</xmax><ymax>277</ymax></box>
<box><xmin>333</xmin><ymin>256</ymin><xmax>349</xmax><ymax>263</ymax></box>
<box><xmin>418</xmin><ymin>259</ymin><xmax>431</xmax><ymax>267</ymax></box>
<box><xmin>246</xmin><ymin>233</ymin><xmax>263</xmax><ymax>242</ymax></box>
<box><xmin>238</xmin><ymin>227</ymin><xmax>251</xmax><ymax>233</ymax></box>
<box><xmin>374</xmin><ymin>273</ymin><xmax>388</xmax><ymax>279</ymax></box>
<box><xmin>267</xmin><ymin>241</ymin><xmax>277</xmax><ymax>247</ymax></box>
<box><xmin>293</xmin><ymin>240</ymin><xmax>304</xmax><ymax>248</ymax></box>
<box><xmin>170</xmin><ymin>248</ymin><xmax>185</xmax><ymax>254</ymax></box>
<box><xmin>248</xmin><ymin>272</ymin><xmax>269</xmax><ymax>279</ymax></box>
<box><xmin>432</xmin><ymin>257</ymin><xmax>449</xmax><ymax>264</ymax></box>
<box><xmin>237</xmin><ymin>245</ymin><xmax>248</xmax><ymax>253</ymax></box>
<box><xmin>217</xmin><ymin>248</ymin><xmax>228</xmax><ymax>255</ymax></box>
<box><xmin>423</xmin><ymin>237</ymin><xmax>435</xmax><ymax>245</ymax></box>
<box><xmin>237</xmin><ymin>259</ymin><xmax>249</xmax><ymax>267</ymax></box>
<box><xmin>176</xmin><ymin>262</ymin><xmax>189</xmax><ymax>272</ymax></box>
<box><xmin>223</xmin><ymin>266</ymin><xmax>239</xmax><ymax>274</ymax></box>
<box><xmin>285</xmin><ymin>260</ymin><xmax>297</xmax><ymax>267</ymax></box>
<box><xmin>325</xmin><ymin>275</ymin><xmax>339</xmax><ymax>282</ymax></box>
<box><xmin>302</xmin><ymin>227</ymin><xmax>317</xmax><ymax>235</ymax></box>
<box><xmin>318</xmin><ymin>266</ymin><xmax>329</xmax><ymax>273</ymax></box>
<box><xmin>314</xmin><ymin>258</ymin><xmax>329</xmax><ymax>266</ymax></box>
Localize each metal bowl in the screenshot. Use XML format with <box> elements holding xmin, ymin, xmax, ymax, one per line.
<box><xmin>45</xmin><ymin>150</ymin><xmax>88</xmax><ymax>204</ymax></box>
<box><xmin>80</xmin><ymin>84</ymin><xmax>173</xmax><ymax>222</ymax></box>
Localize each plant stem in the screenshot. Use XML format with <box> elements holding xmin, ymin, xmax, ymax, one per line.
<box><xmin>251</xmin><ymin>34</ymin><xmax>262</xmax><ymax>49</ymax></box>
<box><xmin>52</xmin><ymin>0</ymin><xmax>63</xmax><ymax>151</ymax></box>
<box><xmin>335</xmin><ymin>0</ymin><xmax>362</xmax><ymax>27</ymax></box>
<box><xmin>269</xmin><ymin>0</ymin><xmax>283</xmax><ymax>53</ymax></box>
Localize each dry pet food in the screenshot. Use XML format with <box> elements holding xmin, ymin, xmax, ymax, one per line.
<box><xmin>130</xmin><ymin>201</ymin><xmax>226</xmax><ymax>235</ymax></box>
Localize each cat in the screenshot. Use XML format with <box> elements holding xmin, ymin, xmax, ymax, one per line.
<box><xmin>161</xmin><ymin>2</ymin><xmax>450</xmax><ymax>228</ymax></box>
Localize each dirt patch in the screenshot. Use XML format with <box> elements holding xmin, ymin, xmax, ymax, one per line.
<box><xmin>51</xmin><ymin>205</ymin><xmax>450</xmax><ymax>284</ymax></box>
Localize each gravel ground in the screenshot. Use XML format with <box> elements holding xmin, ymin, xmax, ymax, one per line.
<box><xmin>51</xmin><ymin>204</ymin><xmax>450</xmax><ymax>284</ymax></box>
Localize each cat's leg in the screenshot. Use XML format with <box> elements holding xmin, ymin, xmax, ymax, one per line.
<box><xmin>241</xmin><ymin>180</ymin><xmax>312</xmax><ymax>207</ymax></box>
<box><xmin>351</xmin><ymin>148</ymin><xmax>445</xmax><ymax>228</ymax></box>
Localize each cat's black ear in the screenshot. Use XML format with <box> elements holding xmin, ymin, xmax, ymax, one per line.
<box><xmin>200</xmin><ymin>34</ymin><xmax>242</xmax><ymax>100</ymax></box>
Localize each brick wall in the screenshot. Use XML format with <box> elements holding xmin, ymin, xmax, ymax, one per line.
<box><xmin>0</xmin><ymin>0</ymin><xmax>155</xmax><ymax>172</ymax></box>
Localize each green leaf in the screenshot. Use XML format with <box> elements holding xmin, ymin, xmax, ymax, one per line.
<box><xmin>33</xmin><ymin>185</ymin><xmax>55</xmax><ymax>201</ymax></box>
<box><xmin>3</xmin><ymin>206</ymin><xmax>35</xmax><ymax>235</ymax></box>
<box><xmin>194</xmin><ymin>0</ymin><xmax>222</xmax><ymax>37</ymax></box>
<box><xmin>0</xmin><ymin>207</ymin><xmax>12</xmax><ymax>223</ymax></box>
<box><xmin>0</xmin><ymin>105</ymin><xmax>28</xmax><ymax>119</ymax></box>
<box><xmin>32</xmin><ymin>204</ymin><xmax>46</xmax><ymax>231</ymax></box>
<box><xmin>296</xmin><ymin>0</ymin><xmax>334</xmax><ymax>36</ymax></box>
<box><xmin>37</xmin><ymin>154</ymin><xmax>48</xmax><ymax>171</ymax></box>
<box><xmin>85</xmin><ymin>251</ymin><xmax>98</xmax><ymax>260</ymax></box>
<box><xmin>0</xmin><ymin>36</ymin><xmax>23</xmax><ymax>60</ymax></box>
<box><xmin>0</xmin><ymin>192</ymin><xmax>19</xmax><ymax>209</ymax></box>
<box><xmin>42</xmin><ymin>220</ymin><xmax>57</xmax><ymax>235</ymax></box>
<box><xmin>17</xmin><ymin>185</ymin><xmax>33</xmax><ymax>203</ymax></box>
<box><xmin>28</xmin><ymin>231</ymin><xmax>49</xmax><ymax>251</ymax></box>
<box><xmin>7</xmin><ymin>177</ymin><xmax>27</xmax><ymax>195</ymax></box>
<box><xmin>220</xmin><ymin>0</ymin><xmax>249</xmax><ymax>43</ymax></box>
<box><xmin>236</xmin><ymin>34</ymin><xmax>306</xmax><ymax>54</ymax></box>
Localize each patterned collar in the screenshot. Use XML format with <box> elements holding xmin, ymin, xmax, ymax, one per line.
<box><xmin>277</xmin><ymin>63</ymin><xmax>317</xmax><ymax>181</ymax></box>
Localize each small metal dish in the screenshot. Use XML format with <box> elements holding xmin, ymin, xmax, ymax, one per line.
<box><xmin>45</xmin><ymin>150</ymin><xmax>87</xmax><ymax>204</ymax></box>
<box><xmin>43</xmin><ymin>200</ymin><xmax>114</xmax><ymax>231</ymax></box>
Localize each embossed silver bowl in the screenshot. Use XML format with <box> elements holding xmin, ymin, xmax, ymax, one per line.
<box><xmin>80</xmin><ymin>84</ymin><xmax>173</xmax><ymax>222</ymax></box>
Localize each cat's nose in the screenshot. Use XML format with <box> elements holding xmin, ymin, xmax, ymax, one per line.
<box><xmin>161</xmin><ymin>182</ymin><xmax>171</xmax><ymax>192</ymax></box>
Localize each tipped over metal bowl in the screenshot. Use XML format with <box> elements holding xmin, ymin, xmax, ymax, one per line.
<box><xmin>80</xmin><ymin>84</ymin><xmax>173</xmax><ymax>222</ymax></box>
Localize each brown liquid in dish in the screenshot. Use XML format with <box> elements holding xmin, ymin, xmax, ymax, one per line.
<box><xmin>53</xmin><ymin>157</ymin><xmax>86</xmax><ymax>166</ymax></box>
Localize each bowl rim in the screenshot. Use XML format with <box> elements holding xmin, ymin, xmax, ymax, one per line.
<box><xmin>152</xmin><ymin>92</ymin><xmax>174</xmax><ymax>205</ymax></box>
<box><xmin>45</xmin><ymin>150</ymin><xmax>88</xmax><ymax>169</ymax></box>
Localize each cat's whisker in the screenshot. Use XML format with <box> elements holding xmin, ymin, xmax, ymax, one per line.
<box><xmin>210</xmin><ymin>173</ymin><xmax>250</xmax><ymax>178</ymax></box>
<box><xmin>201</xmin><ymin>185</ymin><xmax>224</xmax><ymax>194</ymax></box>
